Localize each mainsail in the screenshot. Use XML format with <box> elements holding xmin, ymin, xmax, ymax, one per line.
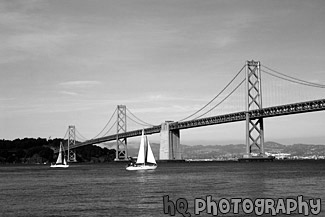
<box><xmin>136</xmin><ymin>131</ymin><xmax>146</xmax><ymax>164</ymax></box>
<box><xmin>56</xmin><ymin>143</ymin><xmax>63</xmax><ymax>164</ymax></box>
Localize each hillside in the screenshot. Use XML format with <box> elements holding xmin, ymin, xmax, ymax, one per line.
<box><xmin>112</xmin><ymin>141</ymin><xmax>325</xmax><ymax>160</ymax></box>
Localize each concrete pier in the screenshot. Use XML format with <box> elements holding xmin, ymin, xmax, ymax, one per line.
<box><xmin>159</xmin><ymin>122</ymin><xmax>182</xmax><ymax>160</ymax></box>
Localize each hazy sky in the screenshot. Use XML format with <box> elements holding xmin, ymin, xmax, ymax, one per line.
<box><xmin>1</xmin><ymin>0</ymin><xmax>325</xmax><ymax>145</ymax></box>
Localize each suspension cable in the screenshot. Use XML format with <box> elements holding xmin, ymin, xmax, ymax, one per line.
<box><xmin>262</xmin><ymin>65</ymin><xmax>325</xmax><ymax>88</ymax></box>
<box><xmin>101</xmin><ymin>120</ymin><xmax>117</xmax><ymax>137</ymax></box>
<box><xmin>75</xmin><ymin>135</ymin><xmax>84</xmax><ymax>142</ymax></box>
<box><xmin>194</xmin><ymin>78</ymin><xmax>245</xmax><ymax>120</ymax></box>
<box><xmin>63</xmin><ymin>128</ymin><xmax>68</xmax><ymax>139</ymax></box>
<box><xmin>75</xmin><ymin>128</ymin><xmax>88</xmax><ymax>141</ymax></box>
<box><xmin>261</xmin><ymin>70</ymin><xmax>325</xmax><ymax>88</ymax></box>
<box><xmin>178</xmin><ymin>64</ymin><xmax>246</xmax><ymax>122</ymax></box>
<box><xmin>126</xmin><ymin>107</ymin><xmax>154</xmax><ymax>126</ymax></box>
<box><xmin>91</xmin><ymin>108</ymin><xmax>117</xmax><ymax>139</ymax></box>
<box><xmin>126</xmin><ymin>113</ymin><xmax>152</xmax><ymax>127</ymax></box>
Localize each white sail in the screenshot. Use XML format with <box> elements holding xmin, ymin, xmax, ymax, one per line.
<box><xmin>126</xmin><ymin>130</ymin><xmax>157</xmax><ymax>171</ymax></box>
<box><xmin>51</xmin><ymin>142</ymin><xmax>69</xmax><ymax>168</ymax></box>
<box><xmin>136</xmin><ymin>131</ymin><xmax>146</xmax><ymax>164</ymax></box>
<box><xmin>146</xmin><ymin>139</ymin><xmax>156</xmax><ymax>164</ymax></box>
<box><xmin>55</xmin><ymin>143</ymin><xmax>63</xmax><ymax>164</ymax></box>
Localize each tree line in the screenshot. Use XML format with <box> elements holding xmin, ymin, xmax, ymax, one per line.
<box><xmin>0</xmin><ymin>138</ymin><xmax>116</xmax><ymax>164</ymax></box>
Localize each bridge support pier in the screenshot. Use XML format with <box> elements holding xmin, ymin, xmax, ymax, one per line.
<box><xmin>159</xmin><ymin>121</ymin><xmax>182</xmax><ymax>160</ymax></box>
<box><xmin>68</xmin><ymin>125</ymin><xmax>77</xmax><ymax>162</ymax></box>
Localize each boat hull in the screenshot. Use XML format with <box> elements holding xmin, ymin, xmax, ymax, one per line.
<box><xmin>126</xmin><ymin>165</ymin><xmax>157</xmax><ymax>171</ymax></box>
<box><xmin>50</xmin><ymin>164</ymin><xmax>69</xmax><ymax>168</ymax></box>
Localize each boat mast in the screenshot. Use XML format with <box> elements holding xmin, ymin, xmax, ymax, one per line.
<box><xmin>144</xmin><ymin>135</ymin><xmax>148</xmax><ymax>165</ymax></box>
<box><xmin>61</xmin><ymin>143</ymin><xmax>64</xmax><ymax>164</ymax></box>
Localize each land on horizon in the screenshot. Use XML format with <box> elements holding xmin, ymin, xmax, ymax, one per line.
<box><xmin>1</xmin><ymin>137</ymin><xmax>324</xmax><ymax>164</ymax></box>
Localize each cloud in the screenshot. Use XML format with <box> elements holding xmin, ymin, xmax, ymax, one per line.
<box><xmin>1</xmin><ymin>101</ymin><xmax>95</xmax><ymax>115</ymax></box>
<box><xmin>56</xmin><ymin>81</ymin><xmax>102</xmax><ymax>97</ymax></box>
<box><xmin>144</xmin><ymin>94</ymin><xmax>209</xmax><ymax>103</ymax></box>
<box><xmin>59</xmin><ymin>91</ymin><xmax>78</xmax><ymax>96</ymax></box>
<box><xmin>146</xmin><ymin>94</ymin><xmax>184</xmax><ymax>102</ymax></box>
<box><xmin>0</xmin><ymin>97</ymin><xmax>15</xmax><ymax>101</ymax></box>
<box><xmin>59</xmin><ymin>80</ymin><xmax>102</xmax><ymax>88</ymax></box>
<box><xmin>6</xmin><ymin>31</ymin><xmax>74</xmax><ymax>55</ymax></box>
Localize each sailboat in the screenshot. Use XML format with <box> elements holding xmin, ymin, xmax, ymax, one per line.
<box><xmin>50</xmin><ymin>142</ymin><xmax>69</xmax><ymax>168</ymax></box>
<box><xmin>126</xmin><ymin>130</ymin><xmax>157</xmax><ymax>171</ymax></box>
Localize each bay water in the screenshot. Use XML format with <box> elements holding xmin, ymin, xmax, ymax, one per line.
<box><xmin>0</xmin><ymin>160</ymin><xmax>324</xmax><ymax>217</ymax></box>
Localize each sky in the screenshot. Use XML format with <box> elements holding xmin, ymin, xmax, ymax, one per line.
<box><xmin>1</xmin><ymin>0</ymin><xmax>325</xmax><ymax>145</ymax></box>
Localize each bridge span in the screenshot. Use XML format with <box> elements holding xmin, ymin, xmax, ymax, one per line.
<box><xmin>62</xmin><ymin>98</ymin><xmax>325</xmax><ymax>156</ymax></box>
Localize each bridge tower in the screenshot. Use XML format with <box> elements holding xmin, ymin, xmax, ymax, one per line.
<box><xmin>159</xmin><ymin>121</ymin><xmax>182</xmax><ymax>160</ymax></box>
<box><xmin>115</xmin><ymin>105</ymin><xmax>128</xmax><ymax>161</ymax></box>
<box><xmin>245</xmin><ymin>60</ymin><xmax>265</xmax><ymax>157</ymax></box>
<box><xmin>67</xmin><ymin>125</ymin><xmax>77</xmax><ymax>162</ymax></box>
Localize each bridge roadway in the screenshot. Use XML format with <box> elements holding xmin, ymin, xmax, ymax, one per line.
<box><xmin>60</xmin><ymin>98</ymin><xmax>325</xmax><ymax>152</ymax></box>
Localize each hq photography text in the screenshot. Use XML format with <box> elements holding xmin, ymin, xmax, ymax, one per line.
<box><xmin>163</xmin><ymin>195</ymin><xmax>321</xmax><ymax>216</ymax></box>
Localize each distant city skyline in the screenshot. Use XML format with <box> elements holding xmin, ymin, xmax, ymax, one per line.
<box><xmin>1</xmin><ymin>0</ymin><xmax>325</xmax><ymax>145</ymax></box>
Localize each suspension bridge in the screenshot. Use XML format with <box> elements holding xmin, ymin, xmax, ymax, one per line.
<box><xmin>56</xmin><ymin>60</ymin><xmax>325</xmax><ymax>162</ymax></box>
